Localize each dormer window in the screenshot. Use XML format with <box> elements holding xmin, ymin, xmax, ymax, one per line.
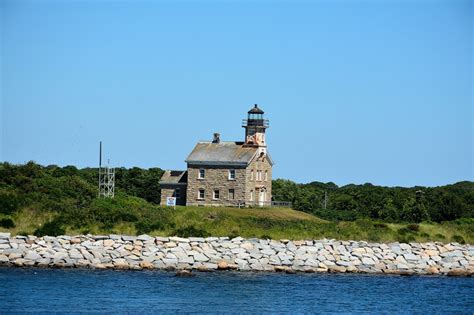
<box><xmin>198</xmin><ymin>169</ymin><xmax>205</xmax><ymax>179</ymax></box>
<box><xmin>229</xmin><ymin>169</ymin><xmax>236</xmax><ymax>180</ymax></box>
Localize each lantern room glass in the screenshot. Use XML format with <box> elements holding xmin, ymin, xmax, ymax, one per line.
<box><xmin>248</xmin><ymin>113</ymin><xmax>263</xmax><ymax>120</ymax></box>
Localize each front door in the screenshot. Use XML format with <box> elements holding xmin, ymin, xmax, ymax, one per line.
<box><xmin>259</xmin><ymin>188</ymin><xmax>266</xmax><ymax>206</ymax></box>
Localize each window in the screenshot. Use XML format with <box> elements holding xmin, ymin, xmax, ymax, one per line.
<box><xmin>229</xmin><ymin>169</ymin><xmax>236</xmax><ymax>180</ymax></box>
<box><xmin>250</xmin><ymin>169</ymin><xmax>254</xmax><ymax>181</ymax></box>
<box><xmin>265</xmin><ymin>170</ymin><xmax>268</xmax><ymax>182</ymax></box>
<box><xmin>213</xmin><ymin>190</ymin><xmax>220</xmax><ymax>200</ymax></box>
<box><xmin>174</xmin><ymin>188</ymin><xmax>181</xmax><ymax>198</ymax></box>
<box><xmin>228</xmin><ymin>189</ymin><xmax>235</xmax><ymax>200</ymax></box>
<box><xmin>250</xmin><ymin>190</ymin><xmax>254</xmax><ymax>201</ymax></box>
<box><xmin>198</xmin><ymin>169</ymin><xmax>205</xmax><ymax>179</ymax></box>
<box><xmin>256</xmin><ymin>170</ymin><xmax>262</xmax><ymax>181</ymax></box>
<box><xmin>198</xmin><ymin>189</ymin><xmax>205</xmax><ymax>200</ymax></box>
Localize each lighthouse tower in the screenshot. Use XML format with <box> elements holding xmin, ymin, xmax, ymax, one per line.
<box><xmin>242</xmin><ymin>104</ymin><xmax>269</xmax><ymax>148</ymax></box>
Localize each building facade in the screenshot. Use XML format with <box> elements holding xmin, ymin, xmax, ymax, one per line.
<box><xmin>159</xmin><ymin>105</ymin><xmax>273</xmax><ymax>207</ymax></box>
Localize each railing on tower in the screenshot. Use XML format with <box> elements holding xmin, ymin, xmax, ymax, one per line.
<box><xmin>242</xmin><ymin>119</ymin><xmax>270</xmax><ymax>128</ymax></box>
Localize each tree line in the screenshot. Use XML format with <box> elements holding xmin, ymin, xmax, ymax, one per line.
<box><xmin>272</xmin><ymin>179</ymin><xmax>474</xmax><ymax>223</ymax></box>
<box><xmin>0</xmin><ymin>162</ymin><xmax>472</xmax><ymax>225</ymax></box>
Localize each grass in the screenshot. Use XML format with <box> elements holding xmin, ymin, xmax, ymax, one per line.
<box><xmin>0</xmin><ymin>206</ymin><xmax>472</xmax><ymax>244</ymax></box>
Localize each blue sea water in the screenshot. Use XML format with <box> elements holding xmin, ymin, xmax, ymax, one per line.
<box><xmin>0</xmin><ymin>268</ymin><xmax>473</xmax><ymax>314</ymax></box>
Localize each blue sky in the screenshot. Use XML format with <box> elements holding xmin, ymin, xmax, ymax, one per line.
<box><xmin>1</xmin><ymin>0</ymin><xmax>472</xmax><ymax>187</ymax></box>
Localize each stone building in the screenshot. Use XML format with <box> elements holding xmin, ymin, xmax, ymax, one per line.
<box><xmin>159</xmin><ymin>105</ymin><xmax>274</xmax><ymax>207</ymax></box>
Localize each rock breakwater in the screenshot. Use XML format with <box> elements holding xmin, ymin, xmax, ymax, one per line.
<box><xmin>0</xmin><ymin>233</ymin><xmax>472</xmax><ymax>276</ymax></box>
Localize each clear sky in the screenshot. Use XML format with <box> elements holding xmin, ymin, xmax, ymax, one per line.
<box><xmin>1</xmin><ymin>0</ymin><xmax>472</xmax><ymax>187</ymax></box>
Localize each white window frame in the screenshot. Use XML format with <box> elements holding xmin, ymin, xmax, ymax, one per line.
<box><xmin>250</xmin><ymin>190</ymin><xmax>254</xmax><ymax>201</ymax></box>
<box><xmin>250</xmin><ymin>169</ymin><xmax>254</xmax><ymax>181</ymax></box>
<box><xmin>265</xmin><ymin>170</ymin><xmax>268</xmax><ymax>182</ymax></box>
<box><xmin>198</xmin><ymin>169</ymin><xmax>205</xmax><ymax>179</ymax></box>
<box><xmin>213</xmin><ymin>189</ymin><xmax>220</xmax><ymax>200</ymax></box>
<box><xmin>228</xmin><ymin>169</ymin><xmax>236</xmax><ymax>180</ymax></box>
<box><xmin>198</xmin><ymin>189</ymin><xmax>205</xmax><ymax>200</ymax></box>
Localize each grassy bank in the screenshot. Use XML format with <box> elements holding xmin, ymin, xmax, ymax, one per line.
<box><xmin>1</xmin><ymin>201</ymin><xmax>472</xmax><ymax>244</ymax></box>
<box><xmin>1</xmin><ymin>162</ymin><xmax>472</xmax><ymax>244</ymax></box>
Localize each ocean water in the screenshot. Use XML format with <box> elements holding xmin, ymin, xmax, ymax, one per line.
<box><xmin>1</xmin><ymin>268</ymin><xmax>473</xmax><ymax>314</ymax></box>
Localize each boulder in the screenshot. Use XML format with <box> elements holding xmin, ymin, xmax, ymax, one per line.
<box><xmin>0</xmin><ymin>232</ymin><xmax>11</xmax><ymax>239</ymax></box>
<box><xmin>217</xmin><ymin>261</ymin><xmax>229</xmax><ymax>270</ymax></box>
<box><xmin>447</xmin><ymin>269</ymin><xmax>472</xmax><ymax>277</ymax></box>
<box><xmin>24</xmin><ymin>251</ymin><xmax>41</xmax><ymax>261</ymax></box>
<box><xmin>139</xmin><ymin>261</ymin><xmax>154</xmax><ymax>269</ymax></box>
<box><xmin>328</xmin><ymin>266</ymin><xmax>347</xmax><ymax>273</ymax></box>
<box><xmin>137</xmin><ymin>234</ymin><xmax>154</xmax><ymax>242</ymax></box>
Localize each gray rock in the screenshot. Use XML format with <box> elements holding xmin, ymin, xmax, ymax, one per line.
<box><xmin>0</xmin><ymin>255</ymin><xmax>9</xmax><ymax>263</ymax></box>
<box><xmin>193</xmin><ymin>253</ymin><xmax>209</xmax><ymax>262</ymax></box>
<box><xmin>69</xmin><ymin>249</ymin><xmax>84</xmax><ymax>260</ymax></box>
<box><xmin>0</xmin><ymin>232</ymin><xmax>11</xmax><ymax>239</ymax></box>
<box><xmin>361</xmin><ymin>257</ymin><xmax>375</xmax><ymax>265</ymax></box>
<box><xmin>137</xmin><ymin>234</ymin><xmax>154</xmax><ymax>241</ymax></box>
<box><xmin>0</xmin><ymin>244</ymin><xmax>11</xmax><ymax>249</ymax></box>
<box><xmin>122</xmin><ymin>235</ymin><xmax>137</xmax><ymax>242</ymax></box>
<box><xmin>189</xmin><ymin>237</ymin><xmax>205</xmax><ymax>242</ymax></box>
<box><xmin>24</xmin><ymin>251</ymin><xmax>41</xmax><ymax>261</ymax></box>
<box><xmin>94</xmin><ymin>235</ymin><xmax>109</xmax><ymax>240</ymax></box>
<box><xmin>404</xmin><ymin>253</ymin><xmax>419</xmax><ymax>261</ymax></box>
<box><xmin>336</xmin><ymin>260</ymin><xmax>353</xmax><ymax>267</ymax></box>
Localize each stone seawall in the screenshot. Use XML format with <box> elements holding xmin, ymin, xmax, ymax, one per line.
<box><xmin>0</xmin><ymin>232</ymin><xmax>472</xmax><ymax>276</ymax></box>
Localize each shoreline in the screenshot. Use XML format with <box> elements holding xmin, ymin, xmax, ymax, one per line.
<box><xmin>0</xmin><ymin>233</ymin><xmax>472</xmax><ymax>276</ymax></box>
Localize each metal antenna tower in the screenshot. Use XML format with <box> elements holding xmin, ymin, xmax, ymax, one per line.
<box><xmin>98</xmin><ymin>141</ymin><xmax>115</xmax><ymax>198</ymax></box>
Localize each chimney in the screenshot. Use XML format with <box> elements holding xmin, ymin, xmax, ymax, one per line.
<box><xmin>212</xmin><ymin>133</ymin><xmax>221</xmax><ymax>144</ymax></box>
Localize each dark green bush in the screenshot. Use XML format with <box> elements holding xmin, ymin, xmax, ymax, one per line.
<box><xmin>173</xmin><ymin>226</ymin><xmax>210</xmax><ymax>238</ymax></box>
<box><xmin>451</xmin><ymin>235</ymin><xmax>465</xmax><ymax>244</ymax></box>
<box><xmin>407</xmin><ymin>224</ymin><xmax>420</xmax><ymax>232</ymax></box>
<box><xmin>34</xmin><ymin>219</ymin><xmax>65</xmax><ymax>236</ymax></box>
<box><xmin>397</xmin><ymin>227</ymin><xmax>413</xmax><ymax>235</ymax></box>
<box><xmin>397</xmin><ymin>234</ymin><xmax>416</xmax><ymax>243</ymax></box>
<box><xmin>0</xmin><ymin>218</ymin><xmax>15</xmax><ymax>228</ymax></box>
<box><xmin>435</xmin><ymin>233</ymin><xmax>446</xmax><ymax>240</ymax></box>
<box><xmin>135</xmin><ymin>219</ymin><xmax>166</xmax><ymax>235</ymax></box>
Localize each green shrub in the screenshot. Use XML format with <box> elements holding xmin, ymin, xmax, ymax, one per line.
<box><xmin>451</xmin><ymin>235</ymin><xmax>465</xmax><ymax>244</ymax></box>
<box><xmin>407</xmin><ymin>224</ymin><xmax>420</xmax><ymax>232</ymax></box>
<box><xmin>260</xmin><ymin>234</ymin><xmax>271</xmax><ymax>239</ymax></box>
<box><xmin>397</xmin><ymin>234</ymin><xmax>416</xmax><ymax>243</ymax></box>
<box><xmin>397</xmin><ymin>227</ymin><xmax>410</xmax><ymax>235</ymax></box>
<box><xmin>0</xmin><ymin>190</ymin><xmax>20</xmax><ymax>215</ymax></box>
<box><xmin>173</xmin><ymin>226</ymin><xmax>210</xmax><ymax>238</ymax></box>
<box><xmin>34</xmin><ymin>219</ymin><xmax>65</xmax><ymax>236</ymax></box>
<box><xmin>420</xmin><ymin>232</ymin><xmax>429</xmax><ymax>238</ymax></box>
<box><xmin>0</xmin><ymin>218</ymin><xmax>15</xmax><ymax>228</ymax></box>
<box><xmin>367</xmin><ymin>231</ymin><xmax>381</xmax><ymax>242</ymax></box>
<box><xmin>435</xmin><ymin>233</ymin><xmax>446</xmax><ymax>240</ymax></box>
<box><xmin>373</xmin><ymin>223</ymin><xmax>388</xmax><ymax>229</ymax></box>
<box><xmin>135</xmin><ymin>219</ymin><xmax>165</xmax><ymax>235</ymax></box>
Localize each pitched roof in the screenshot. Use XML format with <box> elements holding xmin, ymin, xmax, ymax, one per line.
<box><xmin>159</xmin><ymin>170</ymin><xmax>188</xmax><ymax>185</ymax></box>
<box><xmin>248</xmin><ymin>104</ymin><xmax>264</xmax><ymax>114</ymax></box>
<box><xmin>185</xmin><ymin>141</ymin><xmax>258</xmax><ymax>166</ymax></box>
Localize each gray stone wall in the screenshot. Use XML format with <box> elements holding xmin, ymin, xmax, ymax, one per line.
<box><xmin>245</xmin><ymin>156</ymin><xmax>272</xmax><ymax>206</ymax></box>
<box><xmin>0</xmin><ymin>233</ymin><xmax>472</xmax><ymax>275</ymax></box>
<box><xmin>186</xmin><ymin>165</ymin><xmax>246</xmax><ymax>206</ymax></box>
